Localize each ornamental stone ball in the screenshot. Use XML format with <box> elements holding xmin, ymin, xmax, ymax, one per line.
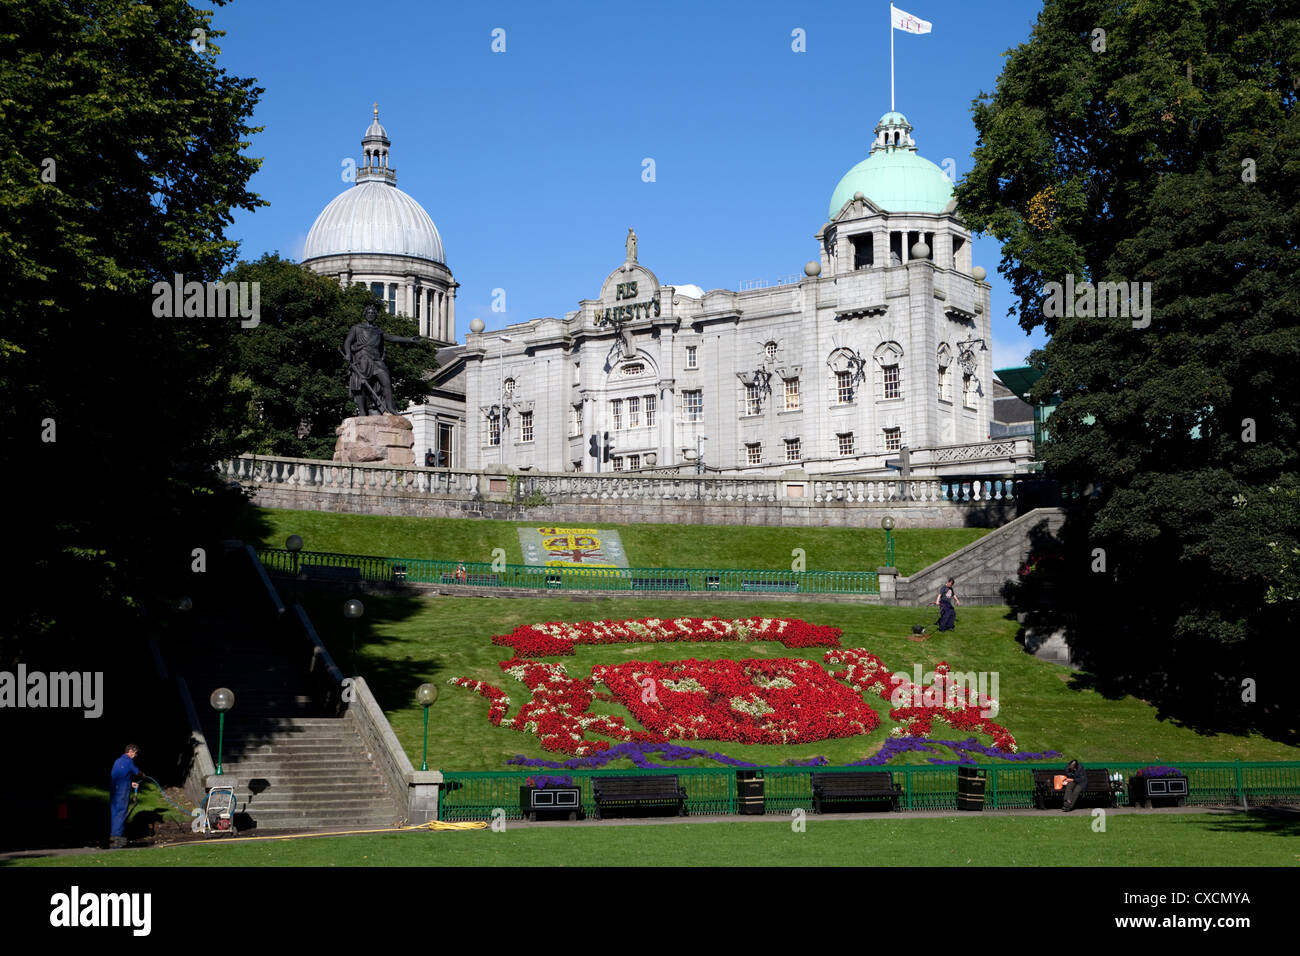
<box><xmin>853</xmin><ymin>191</ymin><xmax>865</xmax><ymax>201</ymax></box>
<box><xmin>469</xmin><ymin>317</ymin><xmax>485</xmax><ymax>334</ymax></box>
<box><xmin>804</xmin><ymin>261</ymin><xmax>822</xmax><ymax>277</ymax></box>
<box><xmin>911</xmin><ymin>241</ymin><xmax>930</xmax><ymax>260</ymax></box>
<box><xmin>971</xmin><ymin>266</ymin><xmax>987</xmax><ymax>281</ymax></box>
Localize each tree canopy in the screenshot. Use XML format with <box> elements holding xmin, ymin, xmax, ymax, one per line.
<box><xmin>225</xmin><ymin>254</ymin><xmax>438</xmax><ymax>460</ymax></box>
<box><xmin>956</xmin><ymin>0</ymin><xmax>1300</xmax><ymax>738</ymax></box>
<box><xmin>0</xmin><ymin>0</ymin><xmax>265</xmax><ymax>643</ymax></box>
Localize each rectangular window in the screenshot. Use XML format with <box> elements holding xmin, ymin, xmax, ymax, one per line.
<box><xmin>784</xmin><ymin>377</ymin><xmax>800</xmax><ymax>411</ymax></box>
<box><xmin>489</xmin><ymin>416</ymin><xmax>500</xmax><ymax>447</ymax></box>
<box><xmin>387</xmin><ymin>283</ymin><xmax>397</xmax><ymax>315</ymax></box>
<box><xmin>963</xmin><ymin>374</ymin><xmax>976</xmax><ymax>408</ymax></box>
<box><xmin>746</xmin><ymin>443</ymin><xmax>762</xmax><ymax>465</ymax></box>
<box><xmin>836</xmin><ymin>371</ymin><xmax>853</xmax><ymax>404</ymax></box>
<box><xmin>685</xmin><ymin>345</ymin><xmax>698</xmax><ymax>369</ymax></box>
<box><xmin>628</xmin><ymin>454</ymin><xmax>641</xmax><ymax>470</ymax></box>
<box><xmin>437</xmin><ymin>422</ymin><xmax>454</xmax><ymax>469</ymax></box>
<box><xmin>837</xmin><ymin>432</ymin><xmax>854</xmax><ymax>456</ymax></box>
<box><xmin>612</xmin><ymin>456</ymin><xmax>624</xmax><ymax>472</ymax></box>
<box><xmin>414</xmin><ymin>288</ymin><xmax>421</xmax><ymax>319</ymax></box>
<box><xmin>628</xmin><ymin>396</ymin><xmax>640</xmax><ymax>428</ymax></box>
<box><xmin>370</xmin><ymin>282</ymin><xmax>385</xmax><ymax>303</ymax></box>
<box><xmin>884</xmin><ymin>427</ymin><xmax>901</xmax><ymax>452</ymax></box>
<box><xmin>574</xmin><ymin>362</ymin><xmax>580</xmax><ymax>384</ymax></box>
<box><xmin>745</xmin><ymin>384</ymin><xmax>762</xmax><ymax>416</ymax></box>
<box><xmin>684</xmin><ymin>390</ymin><xmax>703</xmax><ymax>422</ymax></box>
<box><xmin>785</xmin><ymin>438</ymin><xmax>801</xmax><ymax>462</ymax></box>
<box><xmin>938</xmin><ymin>366</ymin><xmax>948</xmax><ymax>402</ymax></box>
<box><xmin>611</xmin><ymin>399</ymin><xmax>623</xmax><ymax>431</ymax></box>
<box><xmin>883</xmin><ymin>364</ymin><xmax>901</xmax><ymax>400</ymax></box>
<box><xmin>571</xmin><ymin>404</ymin><xmax>583</xmax><ymax>436</ymax></box>
<box><xmin>645</xmin><ymin>394</ymin><xmax>656</xmax><ymax>427</ymax></box>
<box><xmin>521</xmin><ymin>411</ymin><xmax>534</xmax><ymax>443</ymax></box>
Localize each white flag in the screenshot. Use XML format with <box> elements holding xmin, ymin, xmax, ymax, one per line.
<box><xmin>891</xmin><ymin>4</ymin><xmax>932</xmax><ymax>35</ymax></box>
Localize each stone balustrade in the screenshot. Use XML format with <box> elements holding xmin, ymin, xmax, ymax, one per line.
<box><xmin>218</xmin><ymin>455</ymin><xmax>1025</xmax><ymax>507</ymax></box>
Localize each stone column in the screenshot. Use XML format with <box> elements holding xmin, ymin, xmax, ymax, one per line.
<box><xmin>877</xmin><ymin>566</ymin><xmax>899</xmax><ymax>604</ymax></box>
<box><xmin>405</xmin><ymin>277</ymin><xmax>415</xmax><ymax>320</ymax></box>
<box><xmin>447</xmin><ymin>286</ymin><xmax>456</xmax><ymax>342</ymax></box>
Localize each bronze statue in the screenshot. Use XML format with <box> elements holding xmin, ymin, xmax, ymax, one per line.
<box><xmin>341</xmin><ymin>303</ymin><xmax>420</xmax><ymax>416</ymax></box>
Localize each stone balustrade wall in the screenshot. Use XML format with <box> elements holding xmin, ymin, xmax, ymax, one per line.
<box><xmin>219</xmin><ymin>456</ymin><xmax>1025</xmax><ymax>527</ymax></box>
<box><xmin>219</xmin><ymin>455</ymin><xmax>1033</xmax><ymax>528</ymax></box>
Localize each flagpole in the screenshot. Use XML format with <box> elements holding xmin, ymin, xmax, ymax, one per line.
<box><xmin>890</xmin><ymin>4</ymin><xmax>895</xmax><ymax>111</ymax></box>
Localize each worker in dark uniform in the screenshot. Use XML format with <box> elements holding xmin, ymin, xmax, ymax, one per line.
<box><xmin>109</xmin><ymin>744</ymin><xmax>142</xmax><ymax>847</ymax></box>
<box><xmin>1061</xmin><ymin>758</ymin><xmax>1087</xmax><ymax>812</ymax></box>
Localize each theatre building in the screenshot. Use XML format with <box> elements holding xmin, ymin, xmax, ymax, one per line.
<box><xmin>463</xmin><ymin>111</ymin><xmax>1018</xmax><ymax>477</ymax></box>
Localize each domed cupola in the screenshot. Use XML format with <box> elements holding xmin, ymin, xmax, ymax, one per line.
<box><xmin>302</xmin><ymin>107</ymin><xmax>457</xmax><ymax>345</ymax></box>
<box><xmin>303</xmin><ymin>107</ymin><xmax>446</xmax><ymax>264</ymax></box>
<box><xmin>359</xmin><ymin>105</ymin><xmax>395</xmax><ymax>185</ymax></box>
<box><xmin>828</xmin><ymin>111</ymin><xmax>954</xmax><ymax>218</ymax></box>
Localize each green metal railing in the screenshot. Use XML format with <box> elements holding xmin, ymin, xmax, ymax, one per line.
<box><xmin>437</xmin><ymin>761</ymin><xmax>1300</xmax><ymax>821</ymax></box>
<box><xmin>258</xmin><ymin>547</ymin><xmax>880</xmax><ymax>596</ymax></box>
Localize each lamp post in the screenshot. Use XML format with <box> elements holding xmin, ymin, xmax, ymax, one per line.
<box><xmin>343</xmin><ymin>598</ymin><xmax>364</xmax><ymax>675</ymax></box>
<box><xmin>696</xmin><ymin>435</ymin><xmax>707</xmax><ymax>475</ymax></box>
<box><xmin>415</xmin><ymin>683</ymin><xmax>439</xmax><ymax>771</ymax></box>
<box><xmin>209</xmin><ymin>687</ymin><xmax>234</xmax><ymax>775</ymax></box>
<box><xmin>881</xmin><ymin>515</ymin><xmax>896</xmax><ymax>569</ymax></box>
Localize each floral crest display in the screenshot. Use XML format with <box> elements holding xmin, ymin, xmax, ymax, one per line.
<box><xmin>449</xmin><ymin>616</ymin><xmax>1019</xmax><ymax>761</ymax></box>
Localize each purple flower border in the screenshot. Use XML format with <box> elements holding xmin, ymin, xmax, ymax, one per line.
<box><xmin>506</xmin><ymin>737</ymin><xmax>1061</xmax><ymax>771</ymax></box>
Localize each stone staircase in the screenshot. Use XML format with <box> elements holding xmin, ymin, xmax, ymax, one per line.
<box><xmin>172</xmin><ymin>610</ymin><xmax>402</xmax><ymax>833</ymax></box>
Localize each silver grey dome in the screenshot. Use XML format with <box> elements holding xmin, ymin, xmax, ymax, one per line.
<box><xmin>303</xmin><ymin>180</ymin><xmax>446</xmax><ymax>264</ymax></box>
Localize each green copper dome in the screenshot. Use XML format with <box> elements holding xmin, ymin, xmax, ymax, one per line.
<box><xmin>828</xmin><ymin>112</ymin><xmax>954</xmax><ymax>218</ymax></box>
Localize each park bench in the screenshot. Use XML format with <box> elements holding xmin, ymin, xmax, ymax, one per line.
<box><xmin>592</xmin><ymin>775</ymin><xmax>687</xmax><ymax>819</ymax></box>
<box><xmin>810</xmin><ymin>771</ymin><xmax>901</xmax><ymax>813</ymax></box>
<box><xmin>630</xmin><ymin>577</ymin><xmax>690</xmax><ymax>591</ymax></box>
<box><xmin>1032</xmin><ymin>768</ymin><xmax>1120</xmax><ymax>809</ymax></box>
<box><xmin>438</xmin><ymin>572</ymin><xmax>502</xmax><ymax>587</ymax></box>
<box><xmin>300</xmin><ymin>564</ymin><xmax>362</xmax><ymax>585</ymax></box>
<box><xmin>741</xmin><ymin>580</ymin><xmax>800</xmax><ymax>593</ymax></box>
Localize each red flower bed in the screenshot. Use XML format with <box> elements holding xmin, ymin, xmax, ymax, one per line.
<box><xmin>824</xmin><ymin>649</ymin><xmax>1017</xmax><ymax>752</ymax></box>
<box><xmin>448</xmin><ymin>619</ymin><xmax>1017</xmax><ymax>757</ymax></box>
<box><xmin>492</xmin><ymin>616</ymin><xmax>841</xmax><ymax>658</ymax></box>
<box><xmin>595</xmin><ymin>657</ymin><xmax>880</xmax><ymax>745</ymax></box>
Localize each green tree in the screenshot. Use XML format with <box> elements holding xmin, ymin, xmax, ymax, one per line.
<box><xmin>955</xmin><ymin>0</ymin><xmax>1300</xmax><ymax>738</ymax></box>
<box><xmin>0</xmin><ymin>0</ymin><xmax>265</xmax><ymax>643</ymax></box>
<box><xmin>224</xmin><ymin>254</ymin><xmax>438</xmax><ymax>459</ymax></box>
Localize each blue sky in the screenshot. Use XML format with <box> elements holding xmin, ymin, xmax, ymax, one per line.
<box><xmin>213</xmin><ymin>0</ymin><xmax>1047</xmax><ymax>371</ymax></box>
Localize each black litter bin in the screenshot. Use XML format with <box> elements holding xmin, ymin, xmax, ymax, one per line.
<box><xmin>957</xmin><ymin>765</ymin><xmax>987</xmax><ymax>811</ymax></box>
<box><xmin>737</xmin><ymin>771</ymin><xmax>765</xmax><ymax>815</ymax></box>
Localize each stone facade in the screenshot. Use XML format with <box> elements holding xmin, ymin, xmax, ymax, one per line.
<box><xmin>461</xmin><ymin>114</ymin><xmax>999</xmax><ymax>478</ymax></box>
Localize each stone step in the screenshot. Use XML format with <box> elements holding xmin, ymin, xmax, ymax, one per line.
<box><xmin>239</xmin><ymin>821</ymin><xmax>401</xmax><ymax>833</ymax></box>
<box><xmin>241</xmin><ymin>797</ymin><xmax>394</xmax><ymax>810</ymax></box>
<box><xmin>219</xmin><ymin>761</ymin><xmax>382</xmax><ymax>774</ymax></box>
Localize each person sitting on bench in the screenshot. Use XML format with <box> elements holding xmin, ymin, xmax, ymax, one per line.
<box><xmin>1061</xmin><ymin>759</ymin><xmax>1086</xmax><ymax>812</ymax></box>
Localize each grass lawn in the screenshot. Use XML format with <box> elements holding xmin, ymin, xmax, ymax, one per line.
<box><xmin>239</xmin><ymin>506</ymin><xmax>989</xmax><ymax>576</ymax></box>
<box><xmin>293</xmin><ymin>593</ymin><xmax>1300</xmax><ymax>773</ymax></box>
<box><xmin>13</xmin><ymin>813</ymin><xmax>1297</xmax><ymax>867</ymax></box>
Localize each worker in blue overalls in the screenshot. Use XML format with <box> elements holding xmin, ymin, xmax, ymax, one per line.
<box><xmin>109</xmin><ymin>744</ymin><xmax>142</xmax><ymax>848</ymax></box>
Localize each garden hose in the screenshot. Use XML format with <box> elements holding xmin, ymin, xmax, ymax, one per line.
<box><xmin>136</xmin><ymin>775</ymin><xmax>193</xmax><ymax>817</ymax></box>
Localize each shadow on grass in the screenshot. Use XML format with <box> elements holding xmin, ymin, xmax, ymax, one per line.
<box><xmin>1196</xmin><ymin>807</ymin><xmax>1300</xmax><ymax>839</ymax></box>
